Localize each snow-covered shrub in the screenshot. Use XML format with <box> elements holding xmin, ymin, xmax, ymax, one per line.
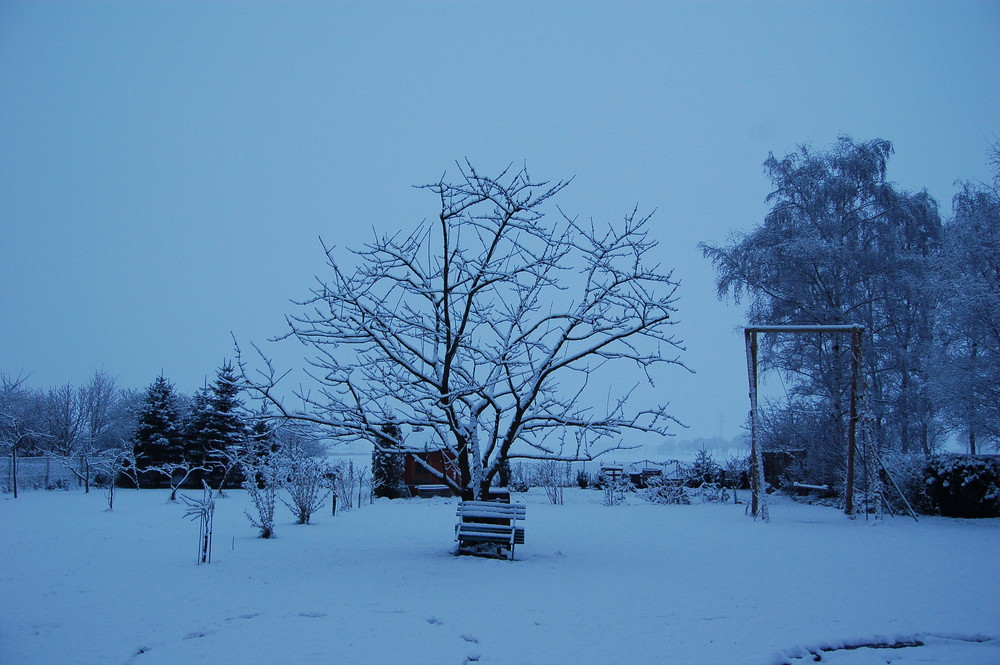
<box><xmin>879</xmin><ymin>452</ymin><xmax>933</xmax><ymax>515</ymax></box>
<box><xmin>533</xmin><ymin>460</ymin><xmax>569</xmax><ymax>505</ymax></box>
<box><xmin>924</xmin><ymin>454</ymin><xmax>1000</xmax><ymax>518</ymax></box>
<box><xmin>280</xmin><ymin>447</ymin><xmax>332</xmax><ymax>525</ymax></box>
<box><xmin>604</xmin><ymin>477</ymin><xmax>631</xmax><ymax>506</ymax></box>
<box><xmin>642</xmin><ymin>475</ymin><xmax>730</xmax><ymax>505</ymax></box>
<box><xmin>576</xmin><ymin>469</ymin><xmax>591</xmax><ymax>489</ymax></box>
<box><xmin>721</xmin><ymin>454</ymin><xmax>750</xmax><ymax>490</ymax></box>
<box><xmin>508</xmin><ymin>462</ymin><xmax>530</xmax><ymax>493</ymax></box>
<box><xmin>242</xmin><ymin>458</ymin><xmax>282</xmax><ymax>538</ymax></box>
<box><xmin>693</xmin><ymin>482</ymin><xmax>729</xmax><ymax>503</ymax></box>
<box><xmin>642</xmin><ymin>476</ymin><xmax>689</xmax><ymax>505</ymax></box>
<box><xmin>328</xmin><ymin>459</ymin><xmax>363</xmax><ymax>511</ymax></box>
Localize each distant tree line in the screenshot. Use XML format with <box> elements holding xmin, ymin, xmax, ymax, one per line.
<box><xmin>702</xmin><ymin>136</ymin><xmax>1000</xmax><ymax>487</ymax></box>
<box><xmin>0</xmin><ymin>362</ymin><xmax>276</xmax><ymax>495</ymax></box>
<box><xmin>1</xmin><ymin>370</ymin><xmax>140</xmax><ymax>495</ymax></box>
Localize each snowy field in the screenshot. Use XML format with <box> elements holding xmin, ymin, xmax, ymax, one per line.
<box><xmin>1</xmin><ymin>488</ymin><xmax>998</xmax><ymax>665</ymax></box>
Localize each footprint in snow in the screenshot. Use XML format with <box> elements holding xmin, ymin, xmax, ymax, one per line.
<box><xmin>226</xmin><ymin>612</ymin><xmax>262</xmax><ymax>622</ymax></box>
<box><xmin>426</xmin><ymin>617</ymin><xmax>444</xmax><ymax>625</ymax></box>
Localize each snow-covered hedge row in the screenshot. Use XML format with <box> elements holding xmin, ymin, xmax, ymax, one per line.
<box><xmin>923</xmin><ymin>454</ymin><xmax>1000</xmax><ymax>518</ymax></box>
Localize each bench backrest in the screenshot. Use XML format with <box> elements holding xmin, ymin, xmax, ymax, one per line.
<box><xmin>456</xmin><ymin>501</ymin><xmax>526</xmax><ymax>521</ymax></box>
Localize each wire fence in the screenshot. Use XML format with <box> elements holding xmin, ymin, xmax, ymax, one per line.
<box><xmin>0</xmin><ymin>456</ymin><xmax>84</xmax><ymax>493</ymax></box>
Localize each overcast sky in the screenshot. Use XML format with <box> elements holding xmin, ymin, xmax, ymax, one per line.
<box><xmin>2</xmin><ymin>1</ymin><xmax>998</xmax><ymax>446</ymax></box>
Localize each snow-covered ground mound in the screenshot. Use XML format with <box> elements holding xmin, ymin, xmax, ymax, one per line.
<box><xmin>1</xmin><ymin>488</ymin><xmax>997</xmax><ymax>664</ymax></box>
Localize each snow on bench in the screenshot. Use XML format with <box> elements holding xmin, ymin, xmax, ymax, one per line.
<box><xmin>455</xmin><ymin>500</ymin><xmax>526</xmax><ymax>560</ymax></box>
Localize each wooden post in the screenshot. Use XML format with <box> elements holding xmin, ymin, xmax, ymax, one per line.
<box><xmin>745</xmin><ymin>329</ymin><xmax>767</xmax><ymax>521</ymax></box>
<box><xmin>845</xmin><ymin>328</ymin><xmax>861</xmax><ymax>516</ymax></box>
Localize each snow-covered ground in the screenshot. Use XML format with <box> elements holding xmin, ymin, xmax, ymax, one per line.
<box><xmin>1</xmin><ymin>487</ymin><xmax>997</xmax><ymax>665</ymax></box>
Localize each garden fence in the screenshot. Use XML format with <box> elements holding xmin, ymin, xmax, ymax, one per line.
<box><xmin>1</xmin><ymin>456</ymin><xmax>83</xmax><ymax>493</ymax></box>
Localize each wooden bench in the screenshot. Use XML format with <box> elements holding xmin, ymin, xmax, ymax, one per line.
<box><xmin>792</xmin><ymin>482</ymin><xmax>837</xmax><ymax>498</ymax></box>
<box><xmin>414</xmin><ymin>484</ymin><xmax>452</xmax><ymax>498</ymax></box>
<box><xmin>455</xmin><ymin>500</ymin><xmax>526</xmax><ymax>560</ymax></box>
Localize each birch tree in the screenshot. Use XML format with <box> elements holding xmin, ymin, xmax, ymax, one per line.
<box><xmin>74</xmin><ymin>370</ymin><xmax>123</xmax><ymax>493</ymax></box>
<box><xmin>934</xmin><ymin>169</ymin><xmax>1000</xmax><ymax>452</ymax></box>
<box><xmin>244</xmin><ymin>163</ymin><xmax>686</xmax><ymax>499</ymax></box>
<box><xmin>701</xmin><ymin>137</ymin><xmax>942</xmax><ymax>482</ymax></box>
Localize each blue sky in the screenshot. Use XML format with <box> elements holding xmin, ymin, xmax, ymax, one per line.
<box><xmin>1</xmin><ymin>1</ymin><xmax>998</xmax><ymax>445</ymax></box>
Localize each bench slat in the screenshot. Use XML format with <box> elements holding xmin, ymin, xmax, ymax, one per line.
<box><xmin>456</xmin><ymin>503</ymin><xmax>525</xmax><ymax>518</ymax></box>
<box><xmin>456</xmin><ymin>525</ymin><xmax>525</xmax><ymax>544</ymax></box>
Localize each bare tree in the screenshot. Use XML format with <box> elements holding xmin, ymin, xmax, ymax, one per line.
<box><xmin>1</xmin><ymin>373</ymin><xmax>43</xmax><ymax>498</ymax></box>
<box><xmin>76</xmin><ymin>370</ymin><xmax>122</xmax><ymax>493</ymax></box>
<box><xmin>91</xmin><ymin>445</ymin><xmax>141</xmax><ymax>510</ymax></box>
<box><xmin>243</xmin><ymin>163</ymin><xmax>686</xmax><ymax>499</ymax></box>
<box><xmin>41</xmin><ymin>384</ymin><xmax>82</xmax><ymax>458</ymax></box>
<box><xmin>148</xmin><ymin>461</ymin><xmax>209</xmax><ymax>502</ymax></box>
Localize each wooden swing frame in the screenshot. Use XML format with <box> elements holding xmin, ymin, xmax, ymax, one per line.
<box><xmin>745</xmin><ymin>325</ymin><xmax>865</xmax><ymax>520</ymax></box>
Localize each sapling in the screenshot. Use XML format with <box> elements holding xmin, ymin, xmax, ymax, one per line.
<box><xmin>181</xmin><ymin>481</ymin><xmax>216</xmax><ymax>564</ymax></box>
<box><xmin>534</xmin><ymin>460</ymin><xmax>567</xmax><ymax>505</ymax></box>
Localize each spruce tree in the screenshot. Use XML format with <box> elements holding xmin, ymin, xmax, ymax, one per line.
<box><xmin>132</xmin><ymin>375</ymin><xmax>184</xmax><ymax>486</ymax></box>
<box><xmin>372</xmin><ymin>421</ymin><xmax>404</xmax><ymax>499</ymax></box>
<box><xmin>247</xmin><ymin>405</ymin><xmax>279</xmax><ymax>461</ymax></box>
<box><xmin>183</xmin><ymin>386</ymin><xmax>214</xmax><ymax>475</ymax></box>
<box><xmin>187</xmin><ymin>362</ymin><xmax>249</xmax><ymax>488</ymax></box>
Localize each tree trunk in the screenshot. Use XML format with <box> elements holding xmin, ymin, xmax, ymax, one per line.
<box><xmin>11</xmin><ymin>448</ymin><xmax>18</xmax><ymax>499</ymax></box>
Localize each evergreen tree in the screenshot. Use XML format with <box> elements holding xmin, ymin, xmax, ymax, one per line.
<box><xmin>182</xmin><ymin>386</ymin><xmax>214</xmax><ymax>477</ymax></box>
<box><xmin>247</xmin><ymin>405</ymin><xmax>279</xmax><ymax>461</ymax></box>
<box><xmin>186</xmin><ymin>362</ymin><xmax>249</xmax><ymax>488</ymax></box>
<box><xmin>690</xmin><ymin>447</ymin><xmax>719</xmax><ymax>486</ymax></box>
<box><xmin>371</xmin><ymin>420</ymin><xmax>404</xmax><ymax>499</ymax></box>
<box><xmin>132</xmin><ymin>375</ymin><xmax>184</xmax><ymax>486</ymax></box>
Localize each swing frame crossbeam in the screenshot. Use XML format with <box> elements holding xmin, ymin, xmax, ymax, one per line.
<box><xmin>745</xmin><ymin>325</ymin><xmax>864</xmax><ymax>520</ymax></box>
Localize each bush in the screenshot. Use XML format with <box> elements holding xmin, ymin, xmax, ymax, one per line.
<box><xmin>722</xmin><ymin>454</ymin><xmax>750</xmax><ymax>490</ymax></box>
<box><xmin>642</xmin><ymin>476</ymin><xmax>689</xmax><ymax>505</ymax></box>
<box><xmin>924</xmin><ymin>455</ymin><xmax>1000</xmax><ymax>518</ymax></box>
<box><xmin>879</xmin><ymin>452</ymin><xmax>933</xmax><ymax>516</ymax></box>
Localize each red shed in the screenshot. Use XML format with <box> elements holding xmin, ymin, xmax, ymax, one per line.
<box><xmin>402</xmin><ymin>448</ymin><xmax>461</xmax><ymax>497</ymax></box>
